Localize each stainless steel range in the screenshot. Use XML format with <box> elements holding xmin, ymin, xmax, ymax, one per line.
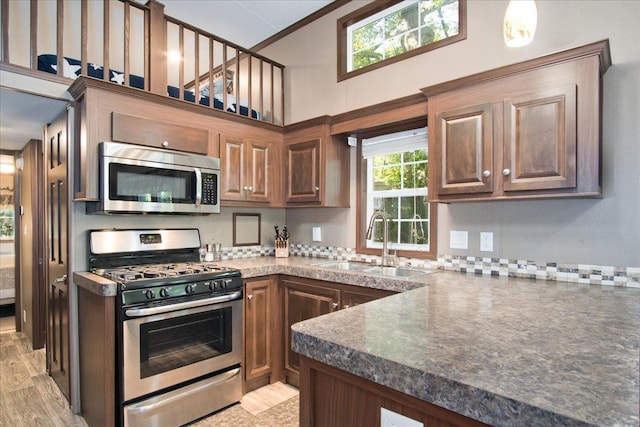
<box><xmin>89</xmin><ymin>228</ymin><xmax>243</xmax><ymax>427</ymax></box>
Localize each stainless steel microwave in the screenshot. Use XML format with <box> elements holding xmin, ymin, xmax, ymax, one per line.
<box><xmin>88</xmin><ymin>141</ymin><xmax>220</xmax><ymax>215</ymax></box>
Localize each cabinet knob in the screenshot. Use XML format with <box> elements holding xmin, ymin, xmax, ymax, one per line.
<box><xmin>247</xmin><ymin>294</ymin><xmax>253</xmax><ymax>301</ymax></box>
<box><xmin>332</xmin><ymin>302</ymin><xmax>338</xmax><ymax>309</ymax></box>
<box><xmin>162</xmin><ymin>141</ymin><xmax>169</xmax><ymax>148</ymax></box>
<box><xmin>248</xmin><ymin>186</ymin><xmax>254</xmax><ymax>192</ymax></box>
<box><xmin>483</xmin><ymin>170</ymin><xmax>491</xmax><ymax>178</ymax></box>
<box><xmin>343</xmin><ymin>304</ymin><xmax>350</xmax><ymax>309</ymax></box>
<box><xmin>502</xmin><ymin>168</ymin><xmax>511</xmax><ymax>176</ymax></box>
<box><xmin>315</xmin><ymin>186</ymin><xmax>320</xmax><ymax>193</ymax></box>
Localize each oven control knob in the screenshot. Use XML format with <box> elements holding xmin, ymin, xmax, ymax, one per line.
<box><xmin>144</xmin><ymin>289</ymin><xmax>156</xmax><ymax>300</ymax></box>
<box><xmin>185</xmin><ymin>284</ymin><xmax>195</xmax><ymax>294</ymax></box>
<box><xmin>208</xmin><ymin>281</ymin><xmax>217</xmax><ymax>290</ymax></box>
<box><xmin>160</xmin><ymin>287</ymin><xmax>170</xmax><ymax>298</ymax></box>
<box><xmin>220</xmin><ymin>280</ymin><xmax>228</xmax><ymax>289</ymax></box>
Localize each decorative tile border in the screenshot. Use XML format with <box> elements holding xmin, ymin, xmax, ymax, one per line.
<box><xmin>224</xmin><ymin>244</ymin><xmax>639</xmax><ymax>288</ymax></box>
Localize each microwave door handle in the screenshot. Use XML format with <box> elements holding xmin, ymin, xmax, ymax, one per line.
<box><xmin>194</xmin><ymin>167</ymin><xmax>202</xmax><ymax>207</ymax></box>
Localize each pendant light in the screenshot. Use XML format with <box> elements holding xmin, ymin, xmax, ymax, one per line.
<box><xmin>503</xmin><ymin>0</ymin><xmax>537</xmax><ymax>47</ymax></box>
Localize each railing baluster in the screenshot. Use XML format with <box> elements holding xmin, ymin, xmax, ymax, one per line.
<box><xmin>208</xmin><ymin>37</ymin><xmax>214</xmax><ymax>108</ymax></box>
<box><xmin>103</xmin><ymin>0</ymin><xmax>110</xmax><ymax>82</ymax></box>
<box><xmin>80</xmin><ymin>0</ymin><xmax>87</xmax><ymax>76</ymax></box>
<box><xmin>235</xmin><ymin>47</ymin><xmax>239</xmax><ymax>115</ymax></box>
<box><xmin>270</xmin><ymin>63</ymin><xmax>275</xmax><ymax>125</ymax></box>
<box><xmin>194</xmin><ymin>31</ymin><xmax>200</xmax><ymax>105</ymax></box>
<box><xmin>259</xmin><ymin>59</ymin><xmax>264</xmax><ymax>122</ymax></box>
<box><xmin>124</xmin><ymin>0</ymin><xmax>130</xmax><ymax>86</ymax></box>
<box><xmin>56</xmin><ymin>0</ymin><xmax>63</xmax><ymax>77</ymax></box>
<box><xmin>178</xmin><ymin>24</ymin><xmax>184</xmax><ymax>100</ymax></box>
<box><xmin>30</xmin><ymin>0</ymin><xmax>38</xmax><ymax>69</ymax></box>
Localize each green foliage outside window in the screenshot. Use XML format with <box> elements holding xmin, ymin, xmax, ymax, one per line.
<box><xmin>350</xmin><ymin>0</ymin><xmax>460</xmax><ymax>72</ymax></box>
<box><xmin>369</xmin><ymin>149</ymin><xmax>429</xmax><ymax>246</ymax></box>
<box><xmin>0</xmin><ymin>209</ymin><xmax>14</xmax><ymax>238</ymax></box>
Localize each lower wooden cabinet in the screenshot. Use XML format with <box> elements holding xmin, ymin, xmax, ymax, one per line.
<box><xmin>280</xmin><ymin>276</ymin><xmax>395</xmax><ymax>387</ymax></box>
<box><xmin>281</xmin><ymin>277</ymin><xmax>341</xmax><ymax>386</ymax></box>
<box><xmin>243</xmin><ymin>275</ymin><xmax>397</xmax><ymax>392</ymax></box>
<box><xmin>243</xmin><ymin>276</ymin><xmax>281</xmax><ymax>393</ymax></box>
<box><xmin>299</xmin><ymin>355</ymin><xmax>488</xmax><ymax>427</ymax></box>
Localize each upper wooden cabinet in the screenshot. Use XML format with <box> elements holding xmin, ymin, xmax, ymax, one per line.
<box><xmin>422</xmin><ymin>40</ymin><xmax>611</xmax><ymax>202</ymax></box>
<box><xmin>220</xmin><ymin>134</ymin><xmax>281</xmax><ymax>205</ymax></box>
<box><xmin>284</xmin><ymin>121</ymin><xmax>350</xmax><ymax>207</ymax></box>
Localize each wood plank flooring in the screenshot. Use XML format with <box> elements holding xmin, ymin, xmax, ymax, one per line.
<box><xmin>1</xmin><ymin>327</ymin><xmax>299</xmax><ymax>426</ymax></box>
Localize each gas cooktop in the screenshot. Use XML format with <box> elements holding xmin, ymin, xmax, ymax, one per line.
<box><xmin>94</xmin><ymin>262</ymin><xmax>238</xmax><ymax>284</ymax></box>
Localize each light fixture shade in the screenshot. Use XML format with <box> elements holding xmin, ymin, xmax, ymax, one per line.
<box><xmin>504</xmin><ymin>0</ymin><xmax>537</xmax><ymax>47</ymax></box>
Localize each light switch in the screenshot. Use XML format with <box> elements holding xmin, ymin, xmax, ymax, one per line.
<box><xmin>312</xmin><ymin>226</ymin><xmax>322</xmax><ymax>242</ymax></box>
<box><xmin>450</xmin><ymin>230</ymin><xmax>468</xmax><ymax>249</ymax></box>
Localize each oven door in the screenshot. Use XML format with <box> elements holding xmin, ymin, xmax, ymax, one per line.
<box><xmin>122</xmin><ymin>297</ymin><xmax>241</xmax><ymax>402</ymax></box>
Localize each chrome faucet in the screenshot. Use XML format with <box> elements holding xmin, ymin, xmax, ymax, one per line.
<box><xmin>366</xmin><ymin>210</ymin><xmax>396</xmax><ymax>266</ymax></box>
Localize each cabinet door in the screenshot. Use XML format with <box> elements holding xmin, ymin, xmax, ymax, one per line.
<box><xmin>434</xmin><ymin>103</ymin><xmax>493</xmax><ymax>196</ymax></box>
<box><xmin>282</xmin><ymin>278</ymin><xmax>339</xmax><ymax>385</ymax></box>
<box><xmin>503</xmin><ymin>85</ymin><xmax>577</xmax><ymax>192</ymax></box>
<box><xmin>245</xmin><ymin>277</ymin><xmax>276</xmax><ymax>382</ymax></box>
<box><xmin>220</xmin><ymin>134</ymin><xmax>246</xmax><ymax>201</ymax></box>
<box><xmin>285</xmin><ymin>139</ymin><xmax>321</xmax><ymax>203</ymax></box>
<box><xmin>246</xmin><ymin>139</ymin><xmax>271</xmax><ymax>202</ymax></box>
<box><xmin>341</xmin><ymin>287</ymin><xmax>394</xmax><ymax>310</ymax></box>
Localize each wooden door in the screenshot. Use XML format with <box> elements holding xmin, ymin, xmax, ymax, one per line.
<box><xmin>434</xmin><ymin>103</ymin><xmax>493</xmax><ymax>196</ymax></box>
<box><xmin>18</xmin><ymin>139</ymin><xmax>46</xmax><ymax>349</ymax></box>
<box><xmin>246</xmin><ymin>139</ymin><xmax>270</xmax><ymax>203</ymax></box>
<box><xmin>46</xmin><ymin>111</ymin><xmax>71</xmax><ymax>401</ymax></box>
<box><xmin>282</xmin><ymin>278</ymin><xmax>339</xmax><ymax>386</ymax></box>
<box><xmin>285</xmin><ymin>139</ymin><xmax>321</xmax><ymax>203</ymax></box>
<box><xmin>220</xmin><ymin>134</ymin><xmax>246</xmax><ymax>201</ymax></box>
<box><xmin>244</xmin><ymin>278</ymin><xmax>275</xmax><ymax>382</ymax></box>
<box><xmin>503</xmin><ymin>85</ymin><xmax>577</xmax><ymax>192</ymax></box>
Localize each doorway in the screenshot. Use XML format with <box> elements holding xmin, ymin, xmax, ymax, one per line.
<box><xmin>0</xmin><ymin>153</ymin><xmax>17</xmax><ymax>332</ymax></box>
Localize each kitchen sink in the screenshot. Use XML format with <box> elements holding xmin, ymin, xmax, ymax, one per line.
<box><xmin>362</xmin><ymin>266</ymin><xmax>434</xmax><ymax>278</ymax></box>
<box><xmin>314</xmin><ymin>261</ymin><xmax>436</xmax><ymax>278</ymax></box>
<box><xmin>314</xmin><ymin>261</ymin><xmax>373</xmax><ymax>271</ymax></box>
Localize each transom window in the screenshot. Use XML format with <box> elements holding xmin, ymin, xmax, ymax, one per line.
<box><xmin>357</xmin><ymin>128</ymin><xmax>436</xmax><ymax>259</ymax></box>
<box><xmin>339</xmin><ymin>0</ymin><xmax>466</xmax><ymax>80</ymax></box>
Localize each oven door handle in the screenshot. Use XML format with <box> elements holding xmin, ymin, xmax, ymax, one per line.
<box><xmin>125</xmin><ymin>291</ymin><xmax>242</xmax><ymax>317</ymax></box>
<box><xmin>194</xmin><ymin>167</ymin><xmax>202</xmax><ymax>207</ymax></box>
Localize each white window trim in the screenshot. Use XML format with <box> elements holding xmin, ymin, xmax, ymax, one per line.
<box><xmin>364</xmin><ymin>128</ymin><xmax>429</xmax><ymax>252</ymax></box>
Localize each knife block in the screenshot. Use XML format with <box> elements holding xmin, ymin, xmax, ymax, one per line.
<box><xmin>275</xmin><ymin>240</ymin><xmax>289</xmax><ymax>258</ymax></box>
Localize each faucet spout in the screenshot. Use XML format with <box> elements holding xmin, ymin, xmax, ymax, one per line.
<box><xmin>366</xmin><ymin>210</ymin><xmax>391</xmax><ymax>266</ymax></box>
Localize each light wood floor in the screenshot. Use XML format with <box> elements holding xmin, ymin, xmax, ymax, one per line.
<box><xmin>0</xmin><ymin>326</ymin><xmax>298</xmax><ymax>426</ymax></box>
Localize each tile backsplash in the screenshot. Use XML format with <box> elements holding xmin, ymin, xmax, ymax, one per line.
<box><xmin>222</xmin><ymin>244</ymin><xmax>639</xmax><ymax>288</ymax></box>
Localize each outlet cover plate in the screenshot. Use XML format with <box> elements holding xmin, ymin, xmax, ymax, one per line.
<box><xmin>480</xmin><ymin>232</ymin><xmax>494</xmax><ymax>252</ymax></box>
<box><xmin>381</xmin><ymin>408</ymin><xmax>423</xmax><ymax>427</ymax></box>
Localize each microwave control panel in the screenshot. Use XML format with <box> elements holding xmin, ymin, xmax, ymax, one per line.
<box><xmin>202</xmin><ymin>173</ymin><xmax>218</xmax><ymax>205</ymax></box>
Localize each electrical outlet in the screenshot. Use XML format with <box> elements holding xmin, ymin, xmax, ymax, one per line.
<box><xmin>480</xmin><ymin>232</ymin><xmax>493</xmax><ymax>252</ymax></box>
<box><xmin>381</xmin><ymin>408</ymin><xmax>423</xmax><ymax>427</ymax></box>
<box><xmin>23</xmin><ymin>310</ymin><xmax>27</xmax><ymax>323</ymax></box>
<box><xmin>312</xmin><ymin>226</ymin><xmax>322</xmax><ymax>242</ymax></box>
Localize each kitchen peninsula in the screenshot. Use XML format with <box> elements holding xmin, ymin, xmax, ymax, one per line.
<box><xmin>74</xmin><ymin>257</ymin><xmax>640</xmax><ymax>426</ymax></box>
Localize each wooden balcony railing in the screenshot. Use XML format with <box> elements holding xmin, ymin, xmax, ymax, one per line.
<box><xmin>0</xmin><ymin>0</ymin><xmax>284</xmax><ymax>125</ymax></box>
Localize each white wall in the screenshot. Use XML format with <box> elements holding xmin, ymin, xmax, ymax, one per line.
<box><xmin>265</xmin><ymin>0</ymin><xmax>640</xmax><ymax>267</ymax></box>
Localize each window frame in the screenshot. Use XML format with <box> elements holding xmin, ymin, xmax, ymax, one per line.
<box><xmin>355</xmin><ymin>121</ymin><xmax>437</xmax><ymax>260</ymax></box>
<box><xmin>337</xmin><ymin>0</ymin><xmax>467</xmax><ymax>82</ymax></box>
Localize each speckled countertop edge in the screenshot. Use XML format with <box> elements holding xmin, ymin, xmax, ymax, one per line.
<box><xmin>292</xmin><ymin>274</ymin><xmax>640</xmax><ymax>427</ymax></box>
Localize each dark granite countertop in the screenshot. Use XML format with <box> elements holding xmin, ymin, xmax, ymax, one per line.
<box><xmin>72</xmin><ymin>256</ymin><xmax>640</xmax><ymax>426</ymax></box>
<box><xmin>291</xmin><ymin>271</ymin><xmax>640</xmax><ymax>427</ymax></box>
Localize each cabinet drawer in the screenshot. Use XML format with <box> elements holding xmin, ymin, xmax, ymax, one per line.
<box><xmin>112</xmin><ymin>112</ymin><xmax>209</xmax><ymax>154</ymax></box>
